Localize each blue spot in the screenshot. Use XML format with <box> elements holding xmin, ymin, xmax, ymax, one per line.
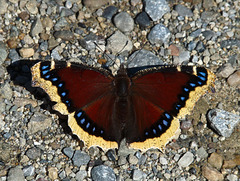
<box><xmin>42</xmin><ymin>70</ymin><xmax>49</xmax><ymax>75</ymax></box>
<box><xmin>77</xmin><ymin>111</ymin><xmax>82</xmax><ymax>117</ymax></box>
<box><xmin>198</xmin><ymin>76</ymin><xmax>206</xmax><ymax>81</ymax></box>
<box><xmin>41</xmin><ymin>65</ymin><xmax>49</xmax><ymax>70</ymax></box>
<box><xmin>145</xmin><ymin>131</ymin><xmax>149</xmax><ymax>136</ymax></box>
<box><xmin>100</xmin><ymin>130</ymin><xmax>104</xmax><ymax>134</ymax></box>
<box><xmin>165</xmin><ymin>113</ymin><xmax>171</xmax><ymax>119</ymax></box>
<box><xmin>153</xmin><ymin>129</ymin><xmax>156</xmax><ymax>134</ymax></box>
<box><xmin>51</xmin><ymin>77</ymin><xmax>58</xmax><ymax>82</ymax></box>
<box><xmin>163</xmin><ymin>120</ymin><xmax>168</xmax><ymax>126</ymax></box>
<box><xmin>80</xmin><ymin>118</ymin><xmax>85</xmax><ymax>124</ymax></box>
<box><xmin>58</xmin><ymin>83</ymin><xmax>63</xmax><ymax>88</ymax></box>
<box><xmin>189</xmin><ymin>83</ymin><xmax>196</xmax><ymax>87</ymax></box>
<box><xmin>61</xmin><ymin>92</ymin><xmax>66</xmax><ymax>97</ymax></box>
<box><xmin>45</xmin><ymin>74</ymin><xmax>50</xmax><ymax>79</ymax></box>
<box><xmin>92</xmin><ymin>127</ymin><xmax>96</xmax><ymax>132</ymax></box>
<box><xmin>65</xmin><ymin>100</ymin><xmax>69</xmax><ymax>103</ymax></box>
<box><xmin>175</xmin><ymin>104</ymin><xmax>181</xmax><ymax>110</ymax></box>
<box><xmin>86</xmin><ymin>123</ymin><xmax>90</xmax><ymax>129</ymax></box>
<box><xmin>184</xmin><ymin>87</ymin><xmax>189</xmax><ymax>92</ymax></box>
<box><xmin>198</xmin><ymin>81</ymin><xmax>203</xmax><ymax>85</ymax></box>
<box><xmin>180</xmin><ymin>96</ymin><xmax>185</xmax><ymax>101</ymax></box>
<box><xmin>199</xmin><ymin>71</ymin><xmax>206</xmax><ymax>77</ymax></box>
<box><xmin>158</xmin><ymin>124</ymin><xmax>162</xmax><ymax>131</ymax></box>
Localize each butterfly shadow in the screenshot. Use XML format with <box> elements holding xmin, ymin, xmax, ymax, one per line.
<box><xmin>7</xmin><ymin>60</ymin><xmax>82</xmax><ymax>145</ymax></box>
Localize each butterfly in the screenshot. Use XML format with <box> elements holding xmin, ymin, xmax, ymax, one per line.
<box><xmin>31</xmin><ymin>60</ymin><xmax>215</xmax><ymax>150</ymax></box>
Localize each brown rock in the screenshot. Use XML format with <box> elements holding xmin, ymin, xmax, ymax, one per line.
<box><xmin>223</xmin><ymin>155</ymin><xmax>240</xmax><ymax>168</ymax></box>
<box><xmin>168</xmin><ymin>44</ymin><xmax>179</xmax><ymax>56</ymax></box>
<box><xmin>7</xmin><ymin>39</ymin><xmax>18</xmax><ymax>49</ymax></box>
<box><xmin>18</xmin><ymin>11</ymin><xmax>30</xmax><ymax>21</ymax></box>
<box><xmin>208</xmin><ymin>152</ymin><xmax>223</xmax><ymax>170</ymax></box>
<box><xmin>227</xmin><ymin>70</ymin><xmax>240</xmax><ymax>87</ymax></box>
<box><xmin>83</xmin><ymin>0</ymin><xmax>110</xmax><ymax>9</ymax></box>
<box><xmin>202</xmin><ymin>165</ymin><xmax>224</xmax><ymax>181</ymax></box>
<box><xmin>19</xmin><ymin>47</ymin><xmax>35</xmax><ymax>58</ymax></box>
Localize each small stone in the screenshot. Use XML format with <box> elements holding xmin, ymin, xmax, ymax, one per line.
<box><xmin>223</xmin><ymin>155</ymin><xmax>240</xmax><ymax>169</ymax></box>
<box><xmin>19</xmin><ymin>48</ymin><xmax>35</xmax><ymax>58</ymax></box>
<box><xmin>132</xmin><ymin>169</ymin><xmax>144</xmax><ymax>180</ymax></box>
<box><xmin>91</xmin><ymin>165</ymin><xmax>116</xmax><ymax>181</ymax></box>
<box><xmin>226</xmin><ymin>174</ymin><xmax>238</xmax><ymax>181</ymax></box>
<box><xmin>18</xmin><ymin>11</ymin><xmax>30</xmax><ymax>21</ymax></box>
<box><xmin>202</xmin><ymin>165</ymin><xmax>224</xmax><ymax>181</ymax></box>
<box><xmin>148</xmin><ymin>23</ymin><xmax>170</xmax><ymax>45</ymax></box>
<box><xmin>7</xmin><ymin>38</ymin><xmax>18</xmax><ymax>49</ymax></box>
<box><xmin>83</xmin><ymin>0</ymin><xmax>110</xmax><ymax>9</ymax></box>
<box><xmin>7</xmin><ymin>167</ymin><xmax>25</xmax><ymax>181</ymax></box>
<box><xmin>144</xmin><ymin>0</ymin><xmax>170</xmax><ymax>21</ymax></box>
<box><xmin>139</xmin><ymin>154</ymin><xmax>147</xmax><ymax>165</ymax></box>
<box><xmin>76</xmin><ymin>170</ymin><xmax>87</xmax><ymax>181</ymax></box>
<box><xmin>54</xmin><ymin>17</ymin><xmax>69</xmax><ymax>31</ymax></box>
<box><xmin>48</xmin><ymin>167</ymin><xmax>58</xmax><ymax>180</ymax></box>
<box><xmin>196</xmin><ymin>147</ymin><xmax>208</xmax><ymax>159</ymax></box>
<box><xmin>202</xmin><ymin>30</ymin><xmax>215</xmax><ymax>40</ymax></box>
<box><xmin>181</xmin><ymin>120</ymin><xmax>192</xmax><ymax>130</ymax></box>
<box><xmin>135</xmin><ymin>12</ymin><xmax>151</xmax><ymax>28</ymax></box>
<box><xmin>0</xmin><ymin>0</ymin><xmax>8</xmax><ymax>15</ymax></box>
<box><xmin>113</xmin><ymin>12</ymin><xmax>134</xmax><ymax>33</ymax></box>
<box><xmin>178</xmin><ymin>151</ymin><xmax>194</xmax><ymax>167</ymax></box>
<box><xmin>26</xmin><ymin>147</ymin><xmax>41</xmax><ymax>160</ymax></box>
<box><xmin>54</xmin><ymin>30</ymin><xmax>74</xmax><ymax>41</ymax></box>
<box><xmin>106</xmin><ymin>31</ymin><xmax>132</xmax><ymax>54</ymax></box>
<box><xmin>60</xmin><ymin>8</ymin><xmax>74</xmax><ymax>17</ymax></box>
<box><xmin>227</xmin><ymin>70</ymin><xmax>240</xmax><ymax>87</ymax></box>
<box><xmin>26</xmin><ymin>0</ymin><xmax>38</xmax><ymax>14</ymax></box>
<box><xmin>27</xmin><ymin>113</ymin><xmax>52</xmax><ymax>134</ymax></box>
<box><xmin>174</xmin><ymin>51</ymin><xmax>191</xmax><ymax>64</ymax></box>
<box><xmin>1</xmin><ymin>83</ymin><xmax>13</xmax><ymax>100</ymax></box>
<box><xmin>118</xmin><ymin>156</ymin><xmax>127</xmax><ymax>165</ymax></box>
<box><xmin>106</xmin><ymin>149</ymin><xmax>117</xmax><ymax>161</ymax></box>
<box><xmin>0</xmin><ymin>41</ymin><xmax>8</xmax><ymax>63</ymax></box>
<box><xmin>128</xmin><ymin>49</ymin><xmax>164</xmax><ymax>68</ymax></box>
<box><xmin>23</xmin><ymin>165</ymin><xmax>35</xmax><ymax>177</ymax></box>
<box><xmin>208</xmin><ymin>152</ymin><xmax>223</xmax><ymax>170</ymax></box>
<box><xmin>195</xmin><ymin>41</ymin><xmax>205</xmax><ymax>53</ymax></box>
<box><xmin>168</xmin><ymin>44</ymin><xmax>180</xmax><ymax>56</ymax></box>
<box><xmin>8</xmin><ymin>49</ymin><xmax>20</xmax><ymax>62</ymax></box>
<box><xmin>128</xmin><ymin>154</ymin><xmax>138</xmax><ymax>165</ymax></box>
<box><xmin>42</xmin><ymin>16</ymin><xmax>54</xmax><ymax>29</ymax></box>
<box><xmin>72</xmin><ymin>150</ymin><xmax>90</xmax><ymax>167</ymax></box>
<box><xmin>102</xmin><ymin>6</ymin><xmax>118</xmax><ymax>20</ymax></box>
<box><xmin>31</xmin><ymin>17</ymin><xmax>43</xmax><ymax>37</ymax></box>
<box><xmin>175</xmin><ymin>4</ymin><xmax>193</xmax><ymax>17</ymax></box>
<box><xmin>62</xmin><ymin>147</ymin><xmax>74</xmax><ymax>159</ymax></box>
<box><xmin>23</xmin><ymin>34</ymin><xmax>34</xmax><ymax>44</ymax></box>
<box><xmin>207</xmin><ymin>109</ymin><xmax>240</xmax><ymax>137</ymax></box>
<box><xmin>203</xmin><ymin>0</ymin><xmax>216</xmax><ymax>9</ymax></box>
<box><xmin>217</xmin><ymin>63</ymin><xmax>235</xmax><ymax>78</ymax></box>
<box><xmin>159</xmin><ymin>157</ymin><xmax>168</xmax><ymax>165</ymax></box>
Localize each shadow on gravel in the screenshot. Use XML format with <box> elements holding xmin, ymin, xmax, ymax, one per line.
<box><xmin>7</xmin><ymin>60</ymin><xmax>74</xmax><ymax>140</ymax></box>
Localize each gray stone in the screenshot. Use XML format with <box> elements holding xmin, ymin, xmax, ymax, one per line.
<box><xmin>54</xmin><ymin>30</ymin><xmax>74</xmax><ymax>41</ymax></box>
<box><xmin>0</xmin><ymin>0</ymin><xmax>8</xmax><ymax>15</ymax></box>
<box><xmin>175</xmin><ymin>4</ymin><xmax>193</xmax><ymax>17</ymax></box>
<box><xmin>7</xmin><ymin>167</ymin><xmax>25</xmax><ymax>181</ymax></box>
<box><xmin>220</xmin><ymin>39</ymin><xmax>240</xmax><ymax>49</ymax></box>
<box><xmin>202</xmin><ymin>30</ymin><xmax>215</xmax><ymax>40</ymax></box>
<box><xmin>1</xmin><ymin>83</ymin><xmax>13</xmax><ymax>100</ymax></box>
<box><xmin>91</xmin><ymin>165</ymin><xmax>116</xmax><ymax>181</ymax></box>
<box><xmin>148</xmin><ymin>24</ymin><xmax>171</xmax><ymax>45</ymax></box>
<box><xmin>113</xmin><ymin>12</ymin><xmax>134</xmax><ymax>33</ymax></box>
<box><xmin>128</xmin><ymin>49</ymin><xmax>164</xmax><ymax>68</ymax></box>
<box><xmin>26</xmin><ymin>0</ymin><xmax>38</xmax><ymax>14</ymax></box>
<box><xmin>159</xmin><ymin>157</ymin><xmax>168</xmax><ymax>165</ymax></box>
<box><xmin>106</xmin><ymin>31</ymin><xmax>133</xmax><ymax>54</ymax></box>
<box><xmin>51</xmin><ymin>47</ymin><xmax>63</xmax><ymax>60</ymax></box>
<box><xmin>23</xmin><ymin>165</ymin><xmax>35</xmax><ymax>177</ymax></box>
<box><xmin>138</xmin><ymin>154</ymin><xmax>147</xmax><ymax>165</ymax></box>
<box><xmin>132</xmin><ymin>169</ymin><xmax>144</xmax><ymax>180</ymax></box>
<box><xmin>196</xmin><ymin>147</ymin><xmax>208</xmax><ymax>159</ymax></box>
<box><xmin>8</xmin><ymin>49</ymin><xmax>20</xmax><ymax>62</ymax></box>
<box><xmin>195</xmin><ymin>41</ymin><xmax>206</xmax><ymax>53</ymax></box>
<box><xmin>26</xmin><ymin>147</ymin><xmax>42</xmax><ymax>160</ymax></box>
<box><xmin>31</xmin><ymin>17</ymin><xmax>43</xmax><ymax>37</ymax></box>
<box><xmin>208</xmin><ymin>109</ymin><xmax>240</xmax><ymax>137</ymax></box>
<box><xmin>0</xmin><ymin>42</ymin><xmax>8</xmax><ymax>64</ymax></box>
<box><xmin>54</xmin><ymin>17</ymin><xmax>69</xmax><ymax>31</ymax></box>
<box><xmin>72</xmin><ymin>150</ymin><xmax>90</xmax><ymax>167</ymax></box>
<box><xmin>76</xmin><ymin>170</ymin><xmax>87</xmax><ymax>181</ymax></box>
<box><xmin>227</xmin><ymin>70</ymin><xmax>240</xmax><ymax>87</ymax></box>
<box><xmin>216</xmin><ymin>63</ymin><xmax>235</xmax><ymax>78</ymax></box>
<box><xmin>144</xmin><ymin>0</ymin><xmax>170</xmax><ymax>21</ymax></box>
<box><xmin>102</xmin><ymin>6</ymin><xmax>118</xmax><ymax>20</ymax></box>
<box><xmin>27</xmin><ymin>113</ymin><xmax>52</xmax><ymax>134</ymax></box>
<box><xmin>60</xmin><ymin>8</ymin><xmax>74</xmax><ymax>17</ymax></box>
<box><xmin>118</xmin><ymin>155</ymin><xmax>127</xmax><ymax>165</ymax></box>
<box><xmin>178</xmin><ymin>151</ymin><xmax>194</xmax><ymax>167</ymax></box>
<box><xmin>190</xmin><ymin>29</ymin><xmax>202</xmax><ymax>38</ymax></box>
<box><xmin>135</xmin><ymin>12</ymin><xmax>151</xmax><ymax>28</ymax></box>
<box><xmin>62</xmin><ymin>147</ymin><xmax>74</xmax><ymax>159</ymax></box>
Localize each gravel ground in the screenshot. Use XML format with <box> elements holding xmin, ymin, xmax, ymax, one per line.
<box><xmin>0</xmin><ymin>0</ymin><xmax>240</xmax><ymax>180</ymax></box>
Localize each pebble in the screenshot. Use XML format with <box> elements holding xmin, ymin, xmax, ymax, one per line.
<box><xmin>0</xmin><ymin>0</ymin><xmax>8</xmax><ymax>15</ymax></box>
<box><xmin>196</xmin><ymin>147</ymin><xmax>208</xmax><ymax>160</ymax></box>
<box><xmin>128</xmin><ymin>49</ymin><xmax>164</xmax><ymax>68</ymax></box>
<box><xmin>118</xmin><ymin>155</ymin><xmax>127</xmax><ymax>165</ymax></box>
<box><xmin>26</xmin><ymin>147</ymin><xmax>42</xmax><ymax>160</ymax></box>
<box><xmin>113</xmin><ymin>12</ymin><xmax>134</xmax><ymax>33</ymax></box>
<box><xmin>7</xmin><ymin>167</ymin><xmax>25</xmax><ymax>181</ymax></box>
<box><xmin>102</xmin><ymin>6</ymin><xmax>118</xmax><ymax>20</ymax></box>
<box><xmin>226</xmin><ymin>174</ymin><xmax>238</xmax><ymax>181</ymax></box>
<box><xmin>223</xmin><ymin>155</ymin><xmax>240</xmax><ymax>169</ymax></box>
<box><xmin>195</xmin><ymin>41</ymin><xmax>206</xmax><ymax>53</ymax></box>
<box><xmin>76</xmin><ymin>170</ymin><xmax>87</xmax><ymax>181</ymax></box>
<box><xmin>31</xmin><ymin>17</ymin><xmax>43</xmax><ymax>37</ymax></box>
<box><xmin>174</xmin><ymin>51</ymin><xmax>190</xmax><ymax>64</ymax></box>
<box><xmin>168</xmin><ymin>44</ymin><xmax>180</xmax><ymax>56</ymax></box>
<box><xmin>54</xmin><ymin>30</ymin><xmax>74</xmax><ymax>41</ymax></box>
<box><xmin>26</xmin><ymin>0</ymin><xmax>38</xmax><ymax>14</ymax></box>
<box><xmin>106</xmin><ymin>149</ymin><xmax>117</xmax><ymax>161</ymax></box>
<box><xmin>62</xmin><ymin>147</ymin><xmax>74</xmax><ymax>159</ymax></box>
<box><xmin>135</xmin><ymin>12</ymin><xmax>151</xmax><ymax>28</ymax></box>
<box><xmin>144</xmin><ymin>0</ymin><xmax>170</xmax><ymax>21</ymax></box>
<box><xmin>217</xmin><ymin>63</ymin><xmax>235</xmax><ymax>78</ymax></box>
<box><xmin>19</xmin><ymin>47</ymin><xmax>35</xmax><ymax>58</ymax></box>
<box><xmin>159</xmin><ymin>156</ymin><xmax>168</xmax><ymax>165</ymax></box>
<box><xmin>83</xmin><ymin>0</ymin><xmax>109</xmax><ymax>9</ymax></box>
<box><xmin>132</xmin><ymin>169</ymin><xmax>144</xmax><ymax>180</ymax></box>
<box><xmin>207</xmin><ymin>109</ymin><xmax>240</xmax><ymax>137</ymax></box>
<box><xmin>23</xmin><ymin>165</ymin><xmax>35</xmax><ymax>177</ymax></box>
<box><xmin>202</xmin><ymin>165</ymin><xmax>224</xmax><ymax>181</ymax></box>
<box><xmin>48</xmin><ymin>167</ymin><xmax>58</xmax><ymax>180</ymax></box>
<box><xmin>27</xmin><ymin>113</ymin><xmax>52</xmax><ymax>134</ymax></box>
<box><xmin>174</xmin><ymin>4</ymin><xmax>193</xmax><ymax>17</ymax></box>
<box><xmin>208</xmin><ymin>152</ymin><xmax>223</xmax><ymax>170</ymax></box>
<box><xmin>1</xmin><ymin>83</ymin><xmax>13</xmax><ymax>100</ymax></box>
<box><xmin>0</xmin><ymin>41</ymin><xmax>8</xmax><ymax>64</ymax></box>
<box><xmin>91</xmin><ymin>165</ymin><xmax>116</xmax><ymax>181</ymax></box>
<box><xmin>227</xmin><ymin>70</ymin><xmax>240</xmax><ymax>87</ymax></box>
<box><xmin>18</xmin><ymin>11</ymin><xmax>30</xmax><ymax>21</ymax></box>
<box><xmin>128</xmin><ymin>154</ymin><xmax>138</xmax><ymax>165</ymax></box>
<box><xmin>148</xmin><ymin>24</ymin><xmax>171</xmax><ymax>45</ymax></box>
<box><xmin>178</xmin><ymin>151</ymin><xmax>194</xmax><ymax>167</ymax></box>
<box><xmin>72</xmin><ymin>150</ymin><xmax>90</xmax><ymax>167</ymax></box>
<box><xmin>54</xmin><ymin>17</ymin><xmax>69</xmax><ymax>31</ymax></box>
<box><xmin>106</xmin><ymin>31</ymin><xmax>133</xmax><ymax>54</ymax></box>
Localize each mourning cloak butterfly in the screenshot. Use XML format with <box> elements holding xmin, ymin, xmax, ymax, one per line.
<box><xmin>31</xmin><ymin>61</ymin><xmax>215</xmax><ymax>150</ymax></box>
